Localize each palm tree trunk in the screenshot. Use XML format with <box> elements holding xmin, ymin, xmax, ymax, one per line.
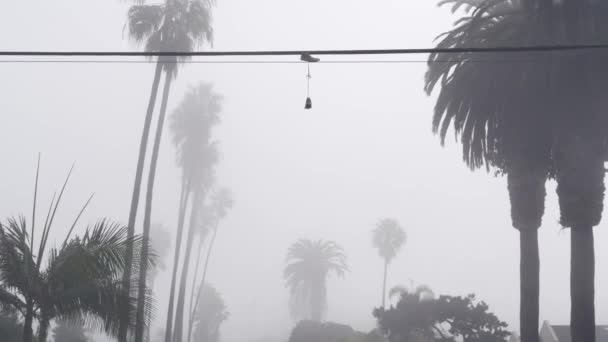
<box><xmin>187</xmin><ymin>235</ymin><xmax>205</xmax><ymax>328</ymax></box>
<box><xmin>173</xmin><ymin>190</ymin><xmax>204</xmax><ymax>342</ymax></box>
<box><xmin>135</xmin><ymin>69</ymin><xmax>173</xmax><ymax>342</ymax></box>
<box><xmin>382</xmin><ymin>259</ymin><xmax>388</xmax><ymax>309</ymax></box>
<box><xmin>37</xmin><ymin>315</ymin><xmax>51</xmax><ymax>342</ymax></box>
<box><xmin>187</xmin><ymin>222</ymin><xmax>219</xmax><ymax>342</ymax></box>
<box><xmin>310</xmin><ymin>282</ymin><xmax>323</xmax><ymax>322</ymax></box>
<box><xmin>119</xmin><ymin>61</ymin><xmax>164</xmax><ymax>342</ymax></box>
<box><xmin>164</xmin><ymin>179</ymin><xmax>191</xmax><ymax>342</ymax></box>
<box><xmin>571</xmin><ymin>227</ymin><xmax>595</xmax><ymax>342</ymax></box>
<box><xmin>520</xmin><ymin>229</ymin><xmax>540</xmax><ymax>342</ymax></box>
<box><xmin>507</xmin><ymin>163</ymin><xmax>547</xmax><ymax>342</ymax></box>
<box><xmin>22</xmin><ymin>301</ymin><xmax>34</xmax><ymax>342</ymax></box>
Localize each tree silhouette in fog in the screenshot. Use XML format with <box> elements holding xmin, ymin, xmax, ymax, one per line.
<box><xmin>188</xmin><ymin>187</ymin><xmax>233</xmax><ymax>342</ymax></box>
<box><xmin>425</xmin><ymin>1</ymin><xmax>555</xmax><ymax>341</ymax></box>
<box><xmin>372</xmin><ymin>218</ymin><xmax>406</xmax><ymax>309</ymax></box>
<box><xmin>284</xmin><ymin>239</ymin><xmax>348</xmax><ymax>322</ymax></box>
<box><xmin>388</xmin><ymin>284</ymin><xmax>434</xmax><ymax>304</ymax></box>
<box><xmin>191</xmin><ymin>284</ymin><xmax>228</xmax><ymax>342</ymax></box>
<box><xmin>375</xmin><ymin>291</ymin><xmax>509</xmax><ymax>342</ymax></box>
<box><xmin>124</xmin><ymin>1</ymin><xmax>216</xmax><ymax>341</ymax></box>
<box><xmin>427</xmin><ymin>1</ymin><xmax>608</xmax><ymax>341</ymax></box>
<box><xmin>0</xmin><ymin>217</ymin><xmax>150</xmax><ymax>342</ymax></box>
<box><xmin>170</xmin><ymin>82</ymin><xmax>222</xmax><ymax>342</ymax></box>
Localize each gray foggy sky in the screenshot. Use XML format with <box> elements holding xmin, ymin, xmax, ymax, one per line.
<box><xmin>1</xmin><ymin>1</ymin><xmax>607</xmax><ymax>341</ymax></box>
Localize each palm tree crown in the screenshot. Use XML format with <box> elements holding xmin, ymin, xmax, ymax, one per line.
<box><xmin>170</xmin><ymin>82</ymin><xmax>222</xmax><ymax>189</ymax></box>
<box><xmin>283</xmin><ymin>239</ymin><xmax>348</xmax><ymax>322</ymax></box>
<box><xmin>127</xmin><ymin>0</ymin><xmax>215</xmax><ymax>75</ymax></box>
<box><xmin>372</xmin><ymin>219</ymin><xmax>406</xmax><ymax>263</ymax></box>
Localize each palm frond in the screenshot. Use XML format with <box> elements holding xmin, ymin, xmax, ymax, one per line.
<box><xmin>372</xmin><ymin>219</ymin><xmax>406</xmax><ymax>262</ymax></box>
<box><xmin>425</xmin><ymin>0</ymin><xmax>553</xmax><ymax>172</ymax></box>
<box><xmin>284</xmin><ymin>239</ymin><xmax>348</xmax><ymax>320</ymax></box>
<box><xmin>127</xmin><ymin>5</ymin><xmax>165</xmax><ymax>45</ymax></box>
<box><xmin>0</xmin><ymin>218</ymin><xmax>37</xmax><ymax>296</ymax></box>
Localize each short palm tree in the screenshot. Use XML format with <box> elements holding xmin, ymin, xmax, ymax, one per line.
<box><xmin>0</xmin><ymin>218</ymin><xmax>147</xmax><ymax>342</ymax></box>
<box><xmin>283</xmin><ymin>239</ymin><xmax>348</xmax><ymax>322</ymax></box>
<box><xmin>0</xmin><ymin>164</ymin><xmax>153</xmax><ymax>342</ymax></box>
<box><xmin>372</xmin><ymin>218</ymin><xmax>406</xmax><ymax>309</ymax></box>
<box><xmin>425</xmin><ymin>1</ymin><xmax>554</xmax><ymax>341</ymax></box>
<box><xmin>126</xmin><ymin>2</ymin><xmax>216</xmax><ymax>342</ymax></box>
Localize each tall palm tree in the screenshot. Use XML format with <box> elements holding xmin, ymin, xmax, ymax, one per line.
<box><xmin>187</xmin><ymin>187</ymin><xmax>233</xmax><ymax>342</ymax></box>
<box><xmin>428</xmin><ymin>1</ymin><xmax>608</xmax><ymax>341</ymax></box>
<box><xmin>372</xmin><ymin>218</ymin><xmax>406</xmax><ymax>309</ymax></box>
<box><xmin>283</xmin><ymin>240</ymin><xmax>348</xmax><ymax>322</ymax></box>
<box><xmin>186</xmin><ymin>204</ymin><xmax>215</xmax><ymax>340</ymax></box>
<box><xmin>551</xmin><ymin>2</ymin><xmax>608</xmax><ymax>340</ymax></box>
<box><xmin>146</xmin><ymin>224</ymin><xmax>172</xmax><ymax>342</ymax></box>
<box><xmin>126</xmin><ymin>2</ymin><xmax>216</xmax><ymax>342</ymax></box>
<box><xmin>425</xmin><ymin>1</ymin><xmax>554</xmax><ymax>341</ymax></box>
<box><xmin>169</xmin><ymin>83</ymin><xmax>222</xmax><ymax>342</ymax></box>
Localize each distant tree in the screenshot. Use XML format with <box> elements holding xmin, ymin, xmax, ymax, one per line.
<box><xmin>288</xmin><ymin>321</ymin><xmax>382</xmax><ymax>342</ymax></box>
<box><xmin>0</xmin><ymin>308</ymin><xmax>23</xmax><ymax>342</ymax></box>
<box><xmin>374</xmin><ymin>291</ymin><xmax>510</xmax><ymax>342</ymax></box>
<box><xmin>170</xmin><ymin>83</ymin><xmax>223</xmax><ymax>342</ymax></box>
<box><xmin>388</xmin><ymin>284</ymin><xmax>435</xmax><ymax>304</ymax></box>
<box><xmin>146</xmin><ymin>224</ymin><xmax>172</xmax><ymax>342</ymax></box>
<box><xmin>188</xmin><ymin>187</ymin><xmax>234</xmax><ymax>342</ymax></box>
<box><xmin>192</xmin><ymin>285</ymin><xmax>228</xmax><ymax>342</ymax></box>
<box><xmin>52</xmin><ymin>318</ymin><xmax>87</xmax><ymax>342</ymax></box>
<box><xmin>284</xmin><ymin>239</ymin><xmax>348</xmax><ymax>321</ymax></box>
<box><xmin>372</xmin><ymin>219</ymin><xmax>406</xmax><ymax>308</ymax></box>
<box><xmin>125</xmin><ymin>2</ymin><xmax>216</xmax><ymax>341</ymax></box>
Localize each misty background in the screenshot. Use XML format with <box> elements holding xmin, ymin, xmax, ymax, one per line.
<box><xmin>1</xmin><ymin>1</ymin><xmax>607</xmax><ymax>341</ymax></box>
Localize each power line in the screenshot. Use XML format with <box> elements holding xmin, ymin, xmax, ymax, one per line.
<box><xmin>0</xmin><ymin>59</ymin><xmax>554</xmax><ymax>64</ymax></box>
<box><xmin>2</xmin><ymin>43</ymin><xmax>608</xmax><ymax>57</ymax></box>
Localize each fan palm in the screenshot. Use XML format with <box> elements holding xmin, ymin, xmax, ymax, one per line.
<box><xmin>283</xmin><ymin>239</ymin><xmax>348</xmax><ymax>322</ymax></box>
<box><xmin>169</xmin><ymin>82</ymin><xmax>222</xmax><ymax>342</ymax></box>
<box><xmin>125</xmin><ymin>2</ymin><xmax>216</xmax><ymax>342</ymax></box>
<box><xmin>187</xmin><ymin>187</ymin><xmax>233</xmax><ymax>342</ymax></box>
<box><xmin>372</xmin><ymin>219</ymin><xmax>406</xmax><ymax>309</ymax></box>
<box><xmin>425</xmin><ymin>1</ymin><xmax>554</xmax><ymax>341</ymax></box>
<box><xmin>427</xmin><ymin>1</ymin><xmax>608</xmax><ymax>341</ymax></box>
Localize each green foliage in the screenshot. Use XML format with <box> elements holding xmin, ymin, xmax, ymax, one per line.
<box><xmin>52</xmin><ymin>318</ymin><xmax>87</xmax><ymax>342</ymax></box>
<box><xmin>283</xmin><ymin>240</ymin><xmax>348</xmax><ymax>321</ymax></box>
<box><xmin>374</xmin><ymin>292</ymin><xmax>510</xmax><ymax>342</ymax></box>
<box><xmin>192</xmin><ymin>284</ymin><xmax>228</xmax><ymax>342</ymax></box>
